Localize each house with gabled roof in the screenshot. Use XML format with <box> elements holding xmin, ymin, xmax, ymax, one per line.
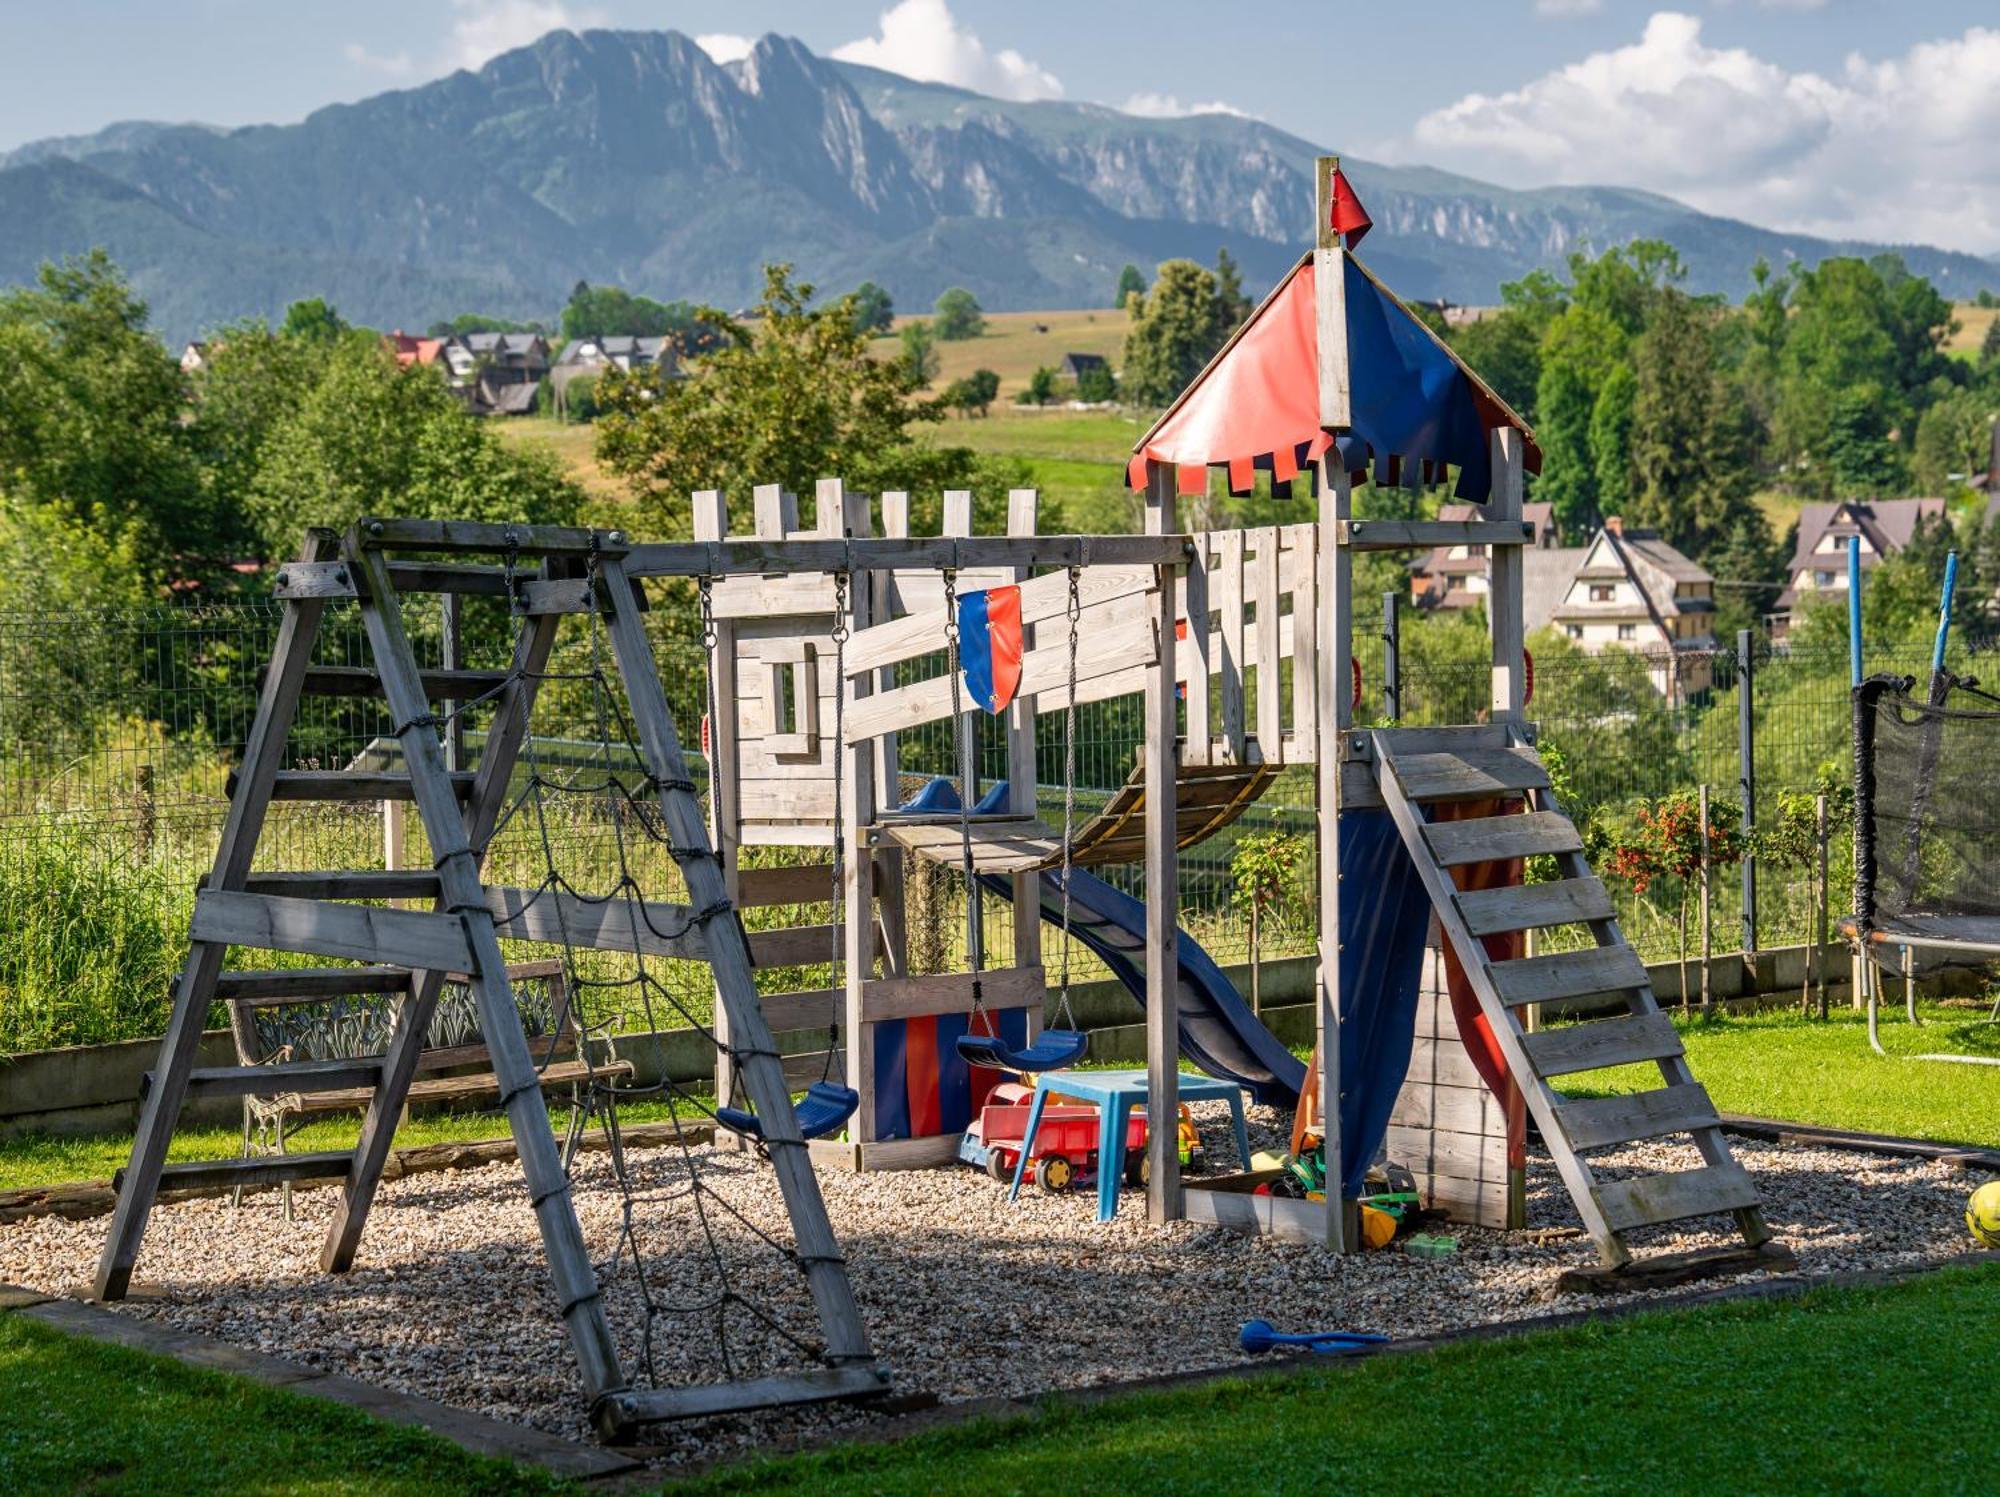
<box><xmin>1548</xmin><ymin>518</ymin><xmax>1717</xmax><ymax>697</ymax></box>
<box><xmin>1411</xmin><ymin>500</ymin><xmax>1562</xmax><ymax>611</ymax></box>
<box><xmin>1771</xmin><ymin>497</ymin><xmax>1996</xmax><ymax>631</ymax></box>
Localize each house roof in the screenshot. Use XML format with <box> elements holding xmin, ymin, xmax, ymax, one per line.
<box><xmin>1062</xmin><ymin>352</ymin><xmax>1108</xmax><ymax>372</ymax></box>
<box><xmin>1524</xmin><ymin>546</ymin><xmax>1588</xmax><ymax>634</ymax></box>
<box><xmin>1129</xmin><ymin>249</ymin><xmax>1540</xmax><ymax>504</ymax></box>
<box><xmin>1786</xmin><ymin>498</ymin><xmax>1950</xmax><ymax>572</ymax></box>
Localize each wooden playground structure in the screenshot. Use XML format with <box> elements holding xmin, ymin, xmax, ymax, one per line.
<box><xmin>99</xmin><ymin>158</ymin><xmax>1779</xmax><ymax>1442</ymax></box>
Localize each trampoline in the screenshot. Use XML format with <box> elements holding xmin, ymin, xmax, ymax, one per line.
<box><xmin>1846</xmin><ymin>671</ymin><xmax>2000</xmax><ymax>1061</ymax></box>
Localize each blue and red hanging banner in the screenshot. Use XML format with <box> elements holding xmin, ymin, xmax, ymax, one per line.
<box><xmin>958</xmin><ymin>585</ymin><xmax>1023</xmax><ymax>714</ymax></box>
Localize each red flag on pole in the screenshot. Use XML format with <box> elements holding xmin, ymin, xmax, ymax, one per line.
<box><xmin>1329</xmin><ymin>166</ymin><xmax>1372</xmax><ymax>248</ymax></box>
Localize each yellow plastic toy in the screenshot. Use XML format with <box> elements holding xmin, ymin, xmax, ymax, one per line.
<box><xmin>1969</xmin><ymin>1180</ymin><xmax>2000</xmax><ymax>1248</ymax></box>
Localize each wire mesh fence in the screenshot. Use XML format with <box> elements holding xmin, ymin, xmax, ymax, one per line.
<box><xmin>0</xmin><ymin>592</ymin><xmax>1940</xmax><ymax>1054</ymax></box>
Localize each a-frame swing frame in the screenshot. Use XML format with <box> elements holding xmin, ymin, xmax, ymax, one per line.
<box><xmin>95</xmin><ymin>519</ymin><xmax>883</xmax><ymax>1441</ymax></box>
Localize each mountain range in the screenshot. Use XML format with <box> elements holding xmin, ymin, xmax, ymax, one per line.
<box><xmin>3</xmin><ymin>27</ymin><xmax>1994</xmax><ymax>345</ymax></box>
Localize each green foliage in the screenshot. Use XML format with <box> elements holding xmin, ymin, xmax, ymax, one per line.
<box><xmin>943</xmin><ymin>368</ymin><xmax>1000</xmax><ymax>417</ymax></box>
<box><xmin>1981</xmin><ymin>318</ymin><xmax>2000</xmax><ymax>371</ymax></box>
<box><xmin>932</xmin><ymin>286</ymin><xmax>985</xmax><ymax>341</ymax></box>
<box><xmin>426</xmin><ymin>312</ymin><xmax>539</xmax><ymax>337</ymax></box>
<box><xmin>1448</xmin><ymin>310</ymin><xmax>1542</xmax><ymax>421</ymax></box>
<box><xmin>1074</xmin><ymin>362</ymin><xmax>1117</xmax><ymax>403</ymax></box>
<box><xmin>558</xmin><ymin>371</ymin><xmax>599</xmax><ymax>423</ymax></box>
<box><xmin>0</xmin><ymin>251</ymin><xmax>212</xmax><ymax>586</ymax></box>
<box><xmin>247</xmin><ymin>338</ymin><xmax>582</xmax><ymax>552</ymax></box>
<box><xmin>899</xmin><ymin>319</ymin><xmax>941</xmax><ymax>386</ymax></box>
<box><xmin>1628</xmin><ymin>289</ymin><xmax>1755</xmax><ymax>555</ymax></box>
<box><xmin>279</xmin><ymin>296</ymin><xmax>348</xmax><ymax>344</ymax></box>
<box><xmin>594</xmin><ymin>265</ymin><xmax>1000</xmax><ymax>533</ymax></box>
<box><xmin>848</xmin><ymin>280</ymin><xmax>894</xmax><ymax>335</ymax></box>
<box><xmin>1588</xmin><ymin>361</ymin><xmax>1637</xmax><ymax>520</ymax></box>
<box><xmin>1019</xmin><ymin>365</ymin><xmax>1060</xmax><ymax>406</ymax></box>
<box><xmin>1121</xmin><ymin>258</ymin><xmax>1225</xmax><ymax>407</ymax></box>
<box><xmin>1115</xmin><ymin>263</ymin><xmax>1146</xmax><ymax>307</ymax></box>
<box><xmin>1912</xmin><ymin>388</ymin><xmax>1993</xmax><ymax>491</ymax></box>
<box><xmin>559</xmin><ymin>280</ymin><xmax>719</xmax><ymax>352</ymax></box>
<box><xmin>1229</xmin><ymin>830</ymin><xmax>1310</xmax><ymax>926</ymax></box>
<box><xmin>1533</xmin><ymin>305</ymin><xmax>1630</xmax><ymax>536</ymax></box>
<box><xmin>1213</xmin><ymin>247</ymin><xmax>1252</xmax><ymax>328</ymax></box>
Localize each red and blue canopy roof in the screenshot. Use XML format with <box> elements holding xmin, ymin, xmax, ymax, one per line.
<box><xmin>1127</xmin><ymin>250</ymin><xmax>1540</xmax><ymax>504</ymax></box>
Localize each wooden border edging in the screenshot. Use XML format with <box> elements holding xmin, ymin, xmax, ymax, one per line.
<box><xmin>0</xmin><ymin>1120</ymin><xmax>714</xmax><ymax>1227</ymax></box>
<box><xmin>0</xmin><ymin>1290</ymin><xmax>640</xmax><ymax>1482</ymax></box>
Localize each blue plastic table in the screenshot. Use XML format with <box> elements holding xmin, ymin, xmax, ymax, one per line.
<box><xmin>1006</xmin><ymin>1068</ymin><xmax>1252</xmax><ymax>1222</ymax></box>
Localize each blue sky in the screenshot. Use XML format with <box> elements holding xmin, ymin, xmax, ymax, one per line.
<box><xmin>5</xmin><ymin>1</ymin><xmax>1998</xmax><ymax>250</ymax></box>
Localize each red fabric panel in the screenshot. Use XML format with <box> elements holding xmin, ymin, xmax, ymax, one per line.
<box><xmin>985</xmin><ymin>584</ymin><xmax>1023</xmax><ymax>713</ymax></box>
<box><xmin>905</xmin><ymin>1015</ymin><xmax>942</xmax><ymax>1139</ymax></box>
<box><xmin>1228</xmin><ymin>454</ymin><xmax>1254</xmax><ymax>493</ymax></box>
<box><xmin>1127</xmin><ymin>453</ymin><xmax>1149</xmax><ymax>491</ymax></box>
<box><xmin>1272</xmin><ymin>442</ymin><xmax>1299</xmax><ymax>485</ymax></box>
<box><xmin>1433</xmin><ymin>798</ymin><xmax>1528</xmax><ymax>1171</ymax></box>
<box><xmin>1176</xmin><ymin>463</ymin><xmax>1208</xmax><ymax>497</ymax></box>
<box><xmin>1329</xmin><ymin>166</ymin><xmax>1373</xmax><ymax>247</ymax></box>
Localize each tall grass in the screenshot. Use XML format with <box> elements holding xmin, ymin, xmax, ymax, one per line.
<box><xmin>0</xmin><ymin>827</ymin><xmax>194</xmax><ymax>1052</ymax></box>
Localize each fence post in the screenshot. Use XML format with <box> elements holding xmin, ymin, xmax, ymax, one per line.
<box><xmin>1381</xmin><ymin>592</ymin><xmax>1399</xmax><ymax>721</ymax></box>
<box><xmin>1737</xmin><ymin>628</ymin><xmax>1757</xmax><ymax>961</ymax></box>
<box><xmin>1699</xmin><ymin>783</ymin><xmax>1712</xmax><ymax>1012</ymax></box>
<box><xmin>1814</xmin><ymin>791</ymin><xmax>1830</xmax><ymax>1020</ymax></box>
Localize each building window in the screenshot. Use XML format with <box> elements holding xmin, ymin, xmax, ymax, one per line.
<box><xmin>1467</xmin><ymin>544</ymin><xmax>1485</xmax><ymax>557</ymax></box>
<box><xmin>1565</xmin><ymin>624</ymin><xmax>1583</xmax><ymax>640</ymax></box>
<box><xmin>1589</xmin><ymin>584</ymin><xmax>1615</xmax><ymax>603</ymax></box>
<box><xmin>1815</xmin><ymin>570</ymin><xmax>1836</xmax><ymax>587</ymax></box>
<box><xmin>1618</xmin><ymin>623</ymin><xmax>1637</xmax><ymax>641</ymax></box>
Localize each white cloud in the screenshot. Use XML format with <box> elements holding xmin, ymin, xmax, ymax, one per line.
<box><xmin>447</xmin><ymin>1</ymin><xmax>606</xmax><ymax>71</ymax></box>
<box><xmin>1410</xmin><ymin>12</ymin><xmax>2000</xmax><ymax>252</ymax></box>
<box><xmin>695</xmin><ymin>33</ymin><xmax>754</xmax><ymax>66</ymax></box>
<box><xmin>343</xmin><ymin>41</ymin><xmax>417</xmax><ymax>77</ymax></box>
<box><xmin>1535</xmin><ymin>0</ymin><xmax>1604</xmax><ymax>17</ymax></box>
<box><xmin>833</xmin><ymin>0</ymin><xmax>1063</xmax><ymax>102</ymax></box>
<box><xmin>1120</xmin><ymin>92</ymin><xmax>1252</xmax><ymax>120</ymax></box>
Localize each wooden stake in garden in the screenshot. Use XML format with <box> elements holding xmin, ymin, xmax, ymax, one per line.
<box><xmin>1699</xmin><ymin>783</ymin><xmax>1712</xmax><ymax>1014</ymax></box>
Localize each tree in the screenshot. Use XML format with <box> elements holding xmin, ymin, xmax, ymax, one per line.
<box><xmin>1628</xmin><ymin>290</ymin><xmax>1754</xmax><ymax>554</ymax></box>
<box><xmin>944</xmin><ymin>368</ymin><xmax>1000</xmax><ymax>417</ymax></box>
<box><xmin>279</xmin><ymin>297</ymin><xmax>348</xmax><ymax>344</ymax></box>
<box><xmin>0</xmin><ymin>252</ymin><xmax>209</xmax><ymax>585</ymax></box>
<box><xmin>1450</xmin><ymin>310</ymin><xmax>1542</xmax><ymax>421</ymax></box>
<box><xmin>1075</xmin><ymin>362</ymin><xmax>1117</xmax><ymax>403</ymax></box>
<box><xmin>1700</xmin><ymin>508</ymin><xmax>1785</xmax><ymax>639</ymax></box>
<box><xmin>848</xmin><ymin>281</ymin><xmax>894</xmax><ymax>336</ymax></box>
<box><xmin>1121</xmin><ymin>259</ymin><xmax>1224</xmax><ymax>407</ymax></box>
<box><xmin>1912</xmin><ymin>389</ymin><xmax>1992</xmax><ymax>492</ymax></box>
<box><xmin>248</xmin><ymin>338</ymin><xmax>581</xmax><ymax>555</ymax></box>
<box><xmin>560</xmin><ymin>282</ymin><xmax>721</xmax><ymax>353</ymax></box>
<box><xmin>932</xmin><ymin>287</ymin><xmax>985</xmax><ymax>341</ymax></box>
<box><xmin>427</xmin><ymin>313</ymin><xmax>539</xmax><ymax>337</ymax></box>
<box><xmin>899</xmin><ymin>320</ymin><xmax>940</xmax><ymax>385</ymax></box>
<box><xmin>1589</xmin><ymin>362</ymin><xmax>1638</xmax><ymax>519</ymax></box>
<box><xmin>190</xmin><ymin>321</ymin><xmax>318</xmax><ymax>536</ymax></box>
<box><xmin>1018</xmin><ymin>365</ymin><xmax>1059</xmax><ymax>406</ymax></box>
<box><xmin>1230</xmin><ymin>831</ymin><xmax>1309</xmax><ymax>1015</ymax></box>
<box><xmin>1604</xmin><ymin>790</ymin><xmax>1744</xmax><ymax>1009</ymax></box>
<box><xmin>1116</xmin><ymin>264</ymin><xmax>1146</xmax><ymax>307</ymax></box>
<box><xmin>1533</xmin><ymin>305</ymin><xmax>1629</xmax><ymax>536</ymax></box>
<box><xmin>1214</xmin><ymin>247</ymin><xmax>1252</xmax><ymax>328</ymax></box>
<box><xmin>1982</xmin><ymin>318</ymin><xmax>2000</xmax><ymax>373</ymax></box>
<box><xmin>593</xmin><ymin>264</ymin><xmax>997</xmax><ymax>531</ymax></box>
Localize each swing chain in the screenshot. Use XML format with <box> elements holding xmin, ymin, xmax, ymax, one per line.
<box><xmin>823</xmin><ymin>551</ymin><xmax>852</xmax><ymax>1083</ymax></box>
<box><xmin>942</xmin><ymin>567</ymin><xmax>984</xmax><ymax>1016</ymax></box>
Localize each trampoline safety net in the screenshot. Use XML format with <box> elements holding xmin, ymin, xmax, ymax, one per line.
<box><xmin>1854</xmin><ymin>671</ymin><xmax>2000</xmax><ymax>945</ymax></box>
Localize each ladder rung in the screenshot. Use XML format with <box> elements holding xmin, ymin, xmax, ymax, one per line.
<box><xmin>1423</xmin><ymin>810</ymin><xmax>1582</xmax><ymax>867</ymax></box>
<box><xmin>1391</xmin><ymin>747</ymin><xmax>1550</xmax><ymax>803</ymax></box>
<box><xmin>597</xmin><ymin>1364</ymin><xmax>890</xmax><ymax>1429</ymax></box>
<box><xmin>241</xmin><ymin>871</ymin><xmax>444</xmax><ymax>901</ymax></box>
<box><xmin>1490</xmin><ymin>944</ymin><xmax>1653</xmax><ymax>1007</ymax></box>
<box><xmin>144</xmin><ymin>1059</ymin><xmax>385</xmax><ymax>1100</ymax></box>
<box><xmin>115</xmin><ymin>1150</ymin><xmax>354</xmax><ymax>1195</ymax></box>
<box><xmin>1598</xmin><ymin>1163</ymin><xmax>1762</xmax><ymax>1234</ymax></box>
<box><xmin>1457</xmin><ymin>877</ymin><xmax>1616</xmax><ymax>936</ymax></box>
<box><xmin>1522</xmin><ymin>1011</ymin><xmax>1683</xmax><ymax>1078</ymax></box>
<box><xmin>255</xmin><ymin>771</ymin><xmax>477</xmax><ymax>802</ymax></box>
<box><xmin>1557</xmin><ymin>1083</ymin><xmax>1721</xmax><ymax>1150</ymax></box>
<box><xmin>214</xmin><ymin>967</ymin><xmax>414</xmax><ymax>1005</ymax></box>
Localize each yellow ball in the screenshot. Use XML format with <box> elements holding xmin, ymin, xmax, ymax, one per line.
<box><xmin>1969</xmin><ymin>1181</ymin><xmax>2000</xmax><ymax>1249</ymax></box>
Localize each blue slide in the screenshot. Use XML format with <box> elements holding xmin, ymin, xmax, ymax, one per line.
<box><xmin>900</xmin><ymin>777</ymin><xmax>1307</xmax><ymax>1107</ymax></box>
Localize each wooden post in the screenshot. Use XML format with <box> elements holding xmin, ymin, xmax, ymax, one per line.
<box><xmin>1488</xmin><ymin>429</ymin><xmax>1526</xmax><ymax>723</ymax></box>
<box><xmin>1312</xmin><ymin>154</ymin><xmax>1352</xmax><ymax>1253</ymax></box>
<box><xmin>1814</xmin><ymin>791</ymin><xmax>1830</xmax><ymax>1019</ymax></box>
<box><xmin>1145</xmin><ymin>558</ymin><xmax>1182</xmax><ymax>1224</ymax></box>
<box><xmin>875</xmin><ymin>492</ymin><xmax>910</xmax><ymax>981</ymax></box>
<box><xmin>1144</xmin><ymin>459</ymin><xmax>1175</xmax><ymax>537</ymax></box>
<box><xmin>1699</xmin><ymin>782</ymin><xmax>1712</xmax><ymax>1012</ymax></box>
<box><xmin>694</xmin><ymin>490</ymin><xmax>742</xmax><ymax>1120</ymax></box>
<box><xmin>828</xmin><ymin>479</ymin><xmax>879</xmax><ymax>1143</ymax></box>
<box><xmin>1006</xmin><ymin>488</ymin><xmax>1042</xmax><ymax>1035</ymax></box>
<box><xmin>441</xmin><ymin>590</ymin><xmax>465</xmax><ymax>773</ymax></box>
<box><xmin>1738</xmin><ymin>628</ymin><xmax>1758</xmax><ymax>961</ymax></box>
<box><xmin>943</xmin><ymin>489</ymin><xmax>983</xmax><ymax>974</ymax></box>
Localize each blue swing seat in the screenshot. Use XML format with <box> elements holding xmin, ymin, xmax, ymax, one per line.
<box><xmin>715</xmin><ymin>1081</ymin><xmax>859</xmax><ymax>1142</ymax></box>
<box><xmin>955</xmin><ymin>1027</ymin><xmax>1089</xmax><ymax>1072</ymax></box>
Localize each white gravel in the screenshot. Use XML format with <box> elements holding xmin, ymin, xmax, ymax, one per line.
<box><xmin>0</xmin><ymin>1103</ymin><xmax>1978</xmax><ymax>1467</ymax></box>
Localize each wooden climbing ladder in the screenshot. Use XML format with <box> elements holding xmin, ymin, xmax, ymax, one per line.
<box><xmin>1367</xmin><ymin>724</ymin><xmax>1774</xmax><ymax>1270</ymax></box>
<box><xmin>94</xmin><ymin>520</ymin><xmax>883</xmax><ymax>1440</ymax></box>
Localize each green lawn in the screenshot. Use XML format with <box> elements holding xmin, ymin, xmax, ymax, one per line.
<box><xmin>0</xmin><ymin>1097</ymin><xmax>695</xmax><ymax>1194</ymax></box>
<box><xmin>1556</xmin><ymin>1000</ymin><xmax>2000</xmax><ymax>1149</ymax></box>
<box><xmin>0</xmin><ymin>1312</ymin><xmax>564</xmax><ymax>1495</ymax></box>
<box><xmin>6</xmin><ymin>1261</ymin><xmax>1995</xmax><ymax>1494</ymax></box>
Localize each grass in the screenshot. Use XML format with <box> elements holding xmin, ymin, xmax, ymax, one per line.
<box><xmin>895</xmin><ymin>307</ymin><xmax>1130</xmax><ymax>402</ymax></box>
<box><xmin>492</xmin><ymin>416</ymin><xmax>631</xmax><ymax>506</ymax></box>
<box><xmin>0</xmin><ymin>1097</ymin><xmax>695</xmax><ymax>1194</ymax></box>
<box><xmin>1556</xmin><ymin>998</ymin><xmax>2000</xmax><ymax>1148</ymax></box>
<box><xmin>1947</xmin><ymin>300</ymin><xmax>1997</xmax><ymax>360</ymax></box>
<box><xmin>8</xmin><ymin>1260</ymin><xmax>1995</xmax><ymax>1493</ymax></box>
<box><xmin>0</xmin><ymin>1312</ymin><xmax>565</xmax><ymax>1496</ymax></box>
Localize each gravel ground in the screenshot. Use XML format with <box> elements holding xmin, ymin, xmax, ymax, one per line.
<box><xmin>0</xmin><ymin>1101</ymin><xmax>1976</xmax><ymax>1467</ymax></box>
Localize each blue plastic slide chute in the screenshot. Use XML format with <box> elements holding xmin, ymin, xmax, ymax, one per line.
<box><xmin>897</xmin><ymin>777</ymin><xmax>1432</xmax><ymax>1193</ymax></box>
